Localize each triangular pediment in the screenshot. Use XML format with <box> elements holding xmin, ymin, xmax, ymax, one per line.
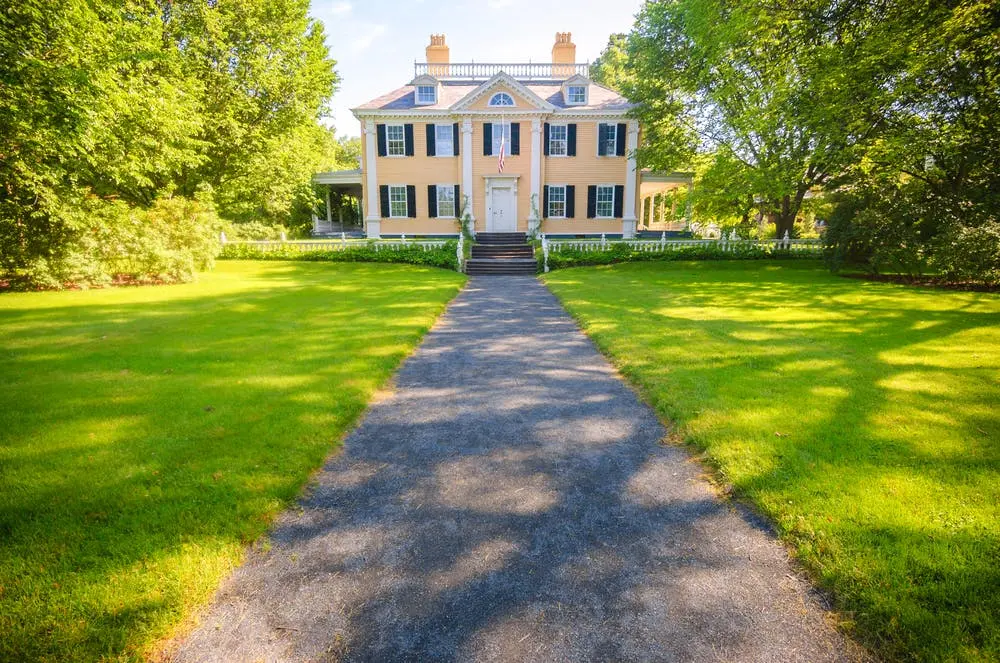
<box><xmin>563</xmin><ymin>73</ymin><xmax>590</xmax><ymax>86</ymax></box>
<box><xmin>450</xmin><ymin>72</ymin><xmax>555</xmax><ymax>112</ymax></box>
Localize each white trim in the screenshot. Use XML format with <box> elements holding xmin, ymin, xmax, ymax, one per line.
<box><xmin>488</xmin><ymin>92</ymin><xmax>515</xmax><ymax>107</ymax></box>
<box><xmin>363</xmin><ymin>120</ymin><xmax>380</xmax><ymax>235</ymax></box>
<box><xmin>415</xmin><ymin>84</ymin><xmax>437</xmax><ymax>105</ymax></box>
<box><xmin>385</xmin><ymin>123</ymin><xmax>406</xmax><ymax>157</ymax></box>
<box><xmin>387</xmin><ymin>184</ymin><xmax>409</xmax><ymax>218</ymax></box>
<box><xmin>529</xmin><ymin>118</ymin><xmax>541</xmax><ymax>230</ymax></box>
<box><xmin>433</xmin><ymin>123</ymin><xmax>455</xmax><ymax>157</ymax></box>
<box><xmin>596</xmin><ymin>122</ymin><xmax>619</xmax><ymax>158</ymax></box>
<box><xmin>461</xmin><ymin>119</ymin><xmax>475</xmax><ymax>226</ymax></box>
<box><xmin>484</xmin><ymin>175</ymin><xmax>519</xmax><ymax>232</ymax></box>
<box><xmin>623</xmin><ymin>120</ymin><xmax>639</xmax><ymax>238</ymax></box>
<box><xmin>564</xmin><ymin>84</ymin><xmax>587</xmax><ymax>106</ymax></box>
<box><xmin>449</xmin><ymin>72</ymin><xmax>557</xmax><ymax>112</ymax></box>
<box><xmin>352</xmin><ymin>108</ymin><xmax>631</xmax><ymax>120</ymax></box>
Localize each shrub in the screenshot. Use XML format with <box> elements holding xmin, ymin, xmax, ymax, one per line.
<box><xmin>542</xmin><ymin>241</ymin><xmax>813</xmax><ymax>271</ymax></box>
<box><xmin>218</xmin><ymin>241</ymin><xmax>460</xmax><ymax>271</ymax></box>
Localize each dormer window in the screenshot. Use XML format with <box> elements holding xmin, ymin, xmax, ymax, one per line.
<box><xmin>489</xmin><ymin>92</ymin><xmax>515</xmax><ymax>107</ymax></box>
<box><xmin>567</xmin><ymin>85</ymin><xmax>587</xmax><ymax>105</ymax></box>
<box><xmin>416</xmin><ymin>85</ymin><xmax>437</xmax><ymax>105</ymax></box>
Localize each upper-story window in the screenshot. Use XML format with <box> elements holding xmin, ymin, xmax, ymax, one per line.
<box><xmin>491</xmin><ymin>123</ymin><xmax>512</xmax><ymax>156</ymax></box>
<box><xmin>386</xmin><ymin>124</ymin><xmax>406</xmax><ymax>156</ymax></box>
<box><xmin>416</xmin><ymin>85</ymin><xmax>436</xmax><ymax>104</ymax></box>
<box><xmin>567</xmin><ymin>85</ymin><xmax>587</xmax><ymax>104</ymax></box>
<box><xmin>598</xmin><ymin>123</ymin><xmax>618</xmax><ymax>157</ymax></box>
<box><xmin>435</xmin><ymin>124</ymin><xmax>454</xmax><ymax>156</ymax></box>
<box><xmin>548</xmin><ymin>125</ymin><xmax>567</xmax><ymax>156</ymax></box>
<box><xmin>489</xmin><ymin>92</ymin><xmax>515</xmax><ymax>107</ymax></box>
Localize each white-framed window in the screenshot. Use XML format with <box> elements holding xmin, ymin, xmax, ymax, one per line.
<box><xmin>599</xmin><ymin>123</ymin><xmax>617</xmax><ymax>157</ymax></box>
<box><xmin>548</xmin><ymin>124</ymin><xmax>567</xmax><ymax>156</ymax></box>
<box><xmin>547</xmin><ymin>185</ymin><xmax>566</xmax><ymax>218</ymax></box>
<box><xmin>435</xmin><ymin>124</ymin><xmax>454</xmax><ymax>156</ymax></box>
<box><xmin>489</xmin><ymin>92</ymin><xmax>515</xmax><ymax>107</ymax></box>
<box><xmin>596</xmin><ymin>185</ymin><xmax>615</xmax><ymax>218</ymax></box>
<box><xmin>567</xmin><ymin>85</ymin><xmax>586</xmax><ymax>104</ymax></box>
<box><xmin>386</xmin><ymin>124</ymin><xmax>406</xmax><ymax>156</ymax></box>
<box><xmin>389</xmin><ymin>185</ymin><xmax>408</xmax><ymax>217</ymax></box>
<box><xmin>491</xmin><ymin>123</ymin><xmax>511</xmax><ymax>156</ymax></box>
<box><xmin>416</xmin><ymin>85</ymin><xmax>436</xmax><ymax>104</ymax></box>
<box><xmin>436</xmin><ymin>185</ymin><xmax>456</xmax><ymax>218</ymax></box>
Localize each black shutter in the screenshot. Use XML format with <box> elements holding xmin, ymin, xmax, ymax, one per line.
<box><xmin>597</xmin><ymin>124</ymin><xmax>607</xmax><ymax>156</ymax></box>
<box><xmin>406</xmin><ymin>185</ymin><xmax>417</xmax><ymax>217</ymax></box>
<box><xmin>377</xmin><ymin>124</ymin><xmax>387</xmax><ymax>157</ymax></box>
<box><xmin>404</xmin><ymin>124</ymin><xmax>414</xmax><ymax>156</ymax></box>
<box><xmin>616</xmin><ymin>123</ymin><xmax>627</xmax><ymax>156</ymax></box>
<box><xmin>542</xmin><ymin>185</ymin><xmax>549</xmax><ymax>218</ymax></box>
<box><xmin>566</xmin><ymin>185</ymin><xmax>575</xmax><ymax>218</ymax></box>
<box><xmin>614</xmin><ymin>185</ymin><xmax>625</xmax><ymax>218</ymax></box>
<box><xmin>587</xmin><ymin>186</ymin><xmax>597</xmax><ymax>219</ymax></box>
<box><xmin>543</xmin><ymin>123</ymin><xmax>550</xmax><ymax>156</ymax></box>
<box><xmin>379</xmin><ymin>185</ymin><xmax>389</xmax><ymax>217</ymax></box>
<box><xmin>426</xmin><ymin>124</ymin><xmax>436</xmax><ymax>157</ymax></box>
<box><xmin>567</xmin><ymin>124</ymin><xmax>577</xmax><ymax>156</ymax></box>
<box><xmin>453</xmin><ymin>123</ymin><xmax>460</xmax><ymax>156</ymax></box>
<box><xmin>454</xmin><ymin>185</ymin><xmax>461</xmax><ymax>215</ymax></box>
<box><xmin>510</xmin><ymin>123</ymin><xmax>520</xmax><ymax>155</ymax></box>
<box><xmin>427</xmin><ymin>185</ymin><xmax>438</xmax><ymax>218</ymax></box>
<box><xmin>483</xmin><ymin>123</ymin><xmax>492</xmax><ymax>156</ymax></box>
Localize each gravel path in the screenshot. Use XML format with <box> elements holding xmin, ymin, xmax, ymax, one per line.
<box><xmin>173</xmin><ymin>276</ymin><xmax>866</xmax><ymax>663</ymax></box>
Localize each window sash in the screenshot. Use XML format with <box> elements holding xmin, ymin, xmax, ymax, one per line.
<box><xmin>435</xmin><ymin>125</ymin><xmax>454</xmax><ymax>156</ymax></box>
<box><xmin>548</xmin><ymin>125</ymin><xmax>567</xmax><ymax>156</ymax></box>
<box><xmin>491</xmin><ymin>123</ymin><xmax>512</xmax><ymax>156</ymax></box>
<box><xmin>416</xmin><ymin>85</ymin><xmax>435</xmax><ymax>103</ymax></box>
<box><xmin>596</xmin><ymin>185</ymin><xmax>615</xmax><ymax>218</ymax></box>
<box><xmin>568</xmin><ymin>86</ymin><xmax>586</xmax><ymax>103</ymax></box>
<box><xmin>389</xmin><ymin>185</ymin><xmax>408</xmax><ymax>217</ymax></box>
<box><xmin>436</xmin><ymin>185</ymin><xmax>456</xmax><ymax>218</ymax></box>
<box><xmin>547</xmin><ymin>185</ymin><xmax>566</xmax><ymax>218</ymax></box>
<box><xmin>602</xmin><ymin>124</ymin><xmax>617</xmax><ymax>157</ymax></box>
<box><xmin>489</xmin><ymin>92</ymin><xmax>514</xmax><ymax>106</ymax></box>
<box><xmin>386</xmin><ymin>125</ymin><xmax>406</xmax><ymax>156</ymax></box>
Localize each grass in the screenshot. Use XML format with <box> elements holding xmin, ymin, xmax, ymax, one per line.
<box><xmin>0</xmin><ymin>261</ymin><xmax>465</xmax><ymax>662</ymax></box>
<box><xmin>543</xmin><ymin>261</ymin><xmax>1000</xmax><ymax>662</ymax></box>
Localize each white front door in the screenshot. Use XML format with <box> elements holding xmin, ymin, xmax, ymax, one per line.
<box><xmin>490</xmin><ymin>187</ymin><xmax>516</xmax><ymax>232</ymax></box>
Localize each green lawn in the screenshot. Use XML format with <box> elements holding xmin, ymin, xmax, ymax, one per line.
<box><xmin>0</xmin><ymin>261</ymin><xmax>465</xmax><ymax>662</ymax></box>
<box><xmin>544</xmin><ymin>261</ymin><xmax>1000</xmax><ymax>662</ymax></box>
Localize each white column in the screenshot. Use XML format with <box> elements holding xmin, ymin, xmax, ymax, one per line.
<box><xmin>622</xmin><ymin>120</ymin><xmax>639</xmax><ymax>238</ymax></box>
<box><xmin>326</xmin><ymin>187</ymin><xmax>333</xmax><ymax>226</ymax></box>
<box><xmin>363</xmin><ymin>119</ymin><xmax>381</xmax><ymax>238</ymax></box>
<box><xmin>529</xmin><ymin>117</ymin><xmax>542</xmax><ymax>234</ymax></box>
<box><xmin>461</xmin><ymin>118</ymin><xmax>475</xmax><ymax>233</ymax></box>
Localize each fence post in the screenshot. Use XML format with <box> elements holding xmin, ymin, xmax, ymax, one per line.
<box><xmin>219</xmin><ymin>231</ymin><xmax>227</xmax><ymax>245</ymax></box>
<box><xmin>782</xmin><ymin>229</ymin><xmax>790</xmax><ymax>250</ymax></box>
<box><xmin>660</xmin><ymin>232</ymin><xmax>666</xmax><ymax>251</ymax></box>
<box><xmin>280</xmin><ymin>231</ymin><xmax>287</xmax><ymax>243</ymax></box>
<box><xmin>401</xmin><ymin>233</ymin><xmax>407</xmax><ymax>243</ymax></box>
<box><xmin>341</xmin><ymin>232</ymin><xmax>346</xmax><ymax>249</ymax></box>
<box><xmin>457</xmin><ymin>233</ymin><xmax>464</xmax><ymax>272</ymax></box>
<box><xmin>601</xmin><ymin>233</ymin><xmax>607</xmax><ymax>250</ymax></box>
<box><xmin>541</xmin><ymin>233</ymin><xmax>550</xmax><ymax>273</ymax></box>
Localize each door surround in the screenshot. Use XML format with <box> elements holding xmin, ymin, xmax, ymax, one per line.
<box><xmin>484</xmin><ymin>175</ymin><xmax>520</xmax><ymax>232</ymax></box>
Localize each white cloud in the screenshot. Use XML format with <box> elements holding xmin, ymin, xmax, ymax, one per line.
<box><xmin>329</xmin><ymin>1</ymin><xmax>352</xmax><ymax>14</ymax></box>
<box><xmin>349</xmin><ymin>24</ymin><xmax>387</xmax><ymax>53</ymax></box>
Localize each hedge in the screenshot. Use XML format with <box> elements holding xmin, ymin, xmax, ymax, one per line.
<box><xmin>542</xmin><ymin>242</ymin><xmax>818</xmax><ymax>271</ymax></box>
<box><xmin>218</xmin><ymin>241</ymin><xmax>460</xmax><ymax>271</ymax></box>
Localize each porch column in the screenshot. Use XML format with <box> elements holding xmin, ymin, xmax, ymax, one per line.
<box><xmin>622</xmin><ymin>120</ymin><xmax>639</xmax><ymax>238</ymax></box>
<box><xmin>326</xmin><ymin>187</ymin><xmax>333</xmax><ymax>228</ymax></box>
<box><xmin>363</xmin><ymin>119</ymin><xmax>381</xmax><ymax>238</ymax></box>
<box><xmin>529</xmin><ymin>117</ymin><xmax>542</xmax><ymax>234</ymax></box>
<box><xmin>461</xmin><ymin>118</ymin><xmax>475</xmax><ymax>233</ymax></box>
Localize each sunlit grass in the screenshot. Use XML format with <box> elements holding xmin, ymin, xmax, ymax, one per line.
<box><xmin>0</xmin><ymin>261</ymin><xmax>465</xmax><ymax>662</ymax></box>
<box><xmin>544</xmin><ymin>261</ymin><xmax>1000</xmax><ymax>662</ymax></box>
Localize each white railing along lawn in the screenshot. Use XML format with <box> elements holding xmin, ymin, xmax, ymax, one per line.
<box><xmin>219</xmin><ymin>232</ymin><xmax>448</xmax><ymax>253</ymax></box>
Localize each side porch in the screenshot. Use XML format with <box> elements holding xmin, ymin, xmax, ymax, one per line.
<box><xmin>312</xmin><ymin>169</ymin><xmax>365</xmax><ymax>237</ymax></box>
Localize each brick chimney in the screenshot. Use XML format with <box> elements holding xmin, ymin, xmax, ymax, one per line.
<box><xmin>551</xmin><ymin>32</ymin><xmax>576</xmax><ymax>77</ymax></box>
<box><xmin>425</xmin><ymin>34</ymin><xmax>449</xmax><ymax>77</ymax></box>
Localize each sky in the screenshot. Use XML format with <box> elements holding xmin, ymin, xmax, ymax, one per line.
<box><xmin>309</xmin><ymin>0</ymin><xmax>645</xmax><ymax>138</ymax></box>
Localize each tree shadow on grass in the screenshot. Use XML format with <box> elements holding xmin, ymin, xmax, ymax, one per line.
<box><xmin>543</xmin><ymin>261</ymin><xmax>1000</xmax><ymax>660</ymax></box>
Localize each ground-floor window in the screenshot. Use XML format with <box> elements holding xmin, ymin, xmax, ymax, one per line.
<box><xmin>389</xmin><ymin>185</ymin><xmax>408</xmax><ymax>218</ymax></box>
<box><xmin>437</xmin><ymin>185</ymin><xmax>456</xmax><ymax>218</ymax></box>
<box><xmin>547</xmin><ymin>185</ymin><xmax>566</xmax><ymax>218</ymax></box>
<box><xmin>596</xmin><ymin>185</ymin><xmax>615</xmax><ymax>218</ymax></box>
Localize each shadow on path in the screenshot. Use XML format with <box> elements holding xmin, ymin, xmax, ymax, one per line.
<box><xmin>173</xmin><ymin>276</ymin><xmax>866</xmax><ymax>662</ymax></box>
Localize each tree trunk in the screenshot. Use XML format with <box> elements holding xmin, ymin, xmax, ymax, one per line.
<box><xmin>774</xmin><ymin>195</ymin><xmax>796</xmax><ymax>237</ymax></box>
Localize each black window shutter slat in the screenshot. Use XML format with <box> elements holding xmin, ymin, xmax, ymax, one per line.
<box><xmin>543</xmin><ymin>123</ymin><xmax>550</xmax><ymax>156</ymax></box>
<box><xmin>542</xmin><ymin>185</ymin><xmax>549</xmax><ymax>217</ymax></box>
<box><xmin>614</xmin><ymin>185</ymin><xmax>625</xmax><ymax>218</ymax></box>
<box><xmin>566</xmin><ymin>185</ymin><xmax>575</xmax><ymax>218</ymax></box>
<box><xmin>379</xmin><ymin>185</ymin><xmax>389</xmax><ymax>217</ymax></box>
<box><xmin>483</xmin><ymin>123</ymin><xmax>492</xmax><ymax>156</ymax></box>
<box><xmin>377</xmin><ymin>124</ymin><xmax>387</xmax><ymax>157</ymax></box>
<box><xmin>510</xmin><ymin>123</ymin><xmax>520</xmax><ymax>155</ymax></box>
<box><xmin>404</xmin><ymin>124</ymin><xmax>414</xmax><ymax>156</ymax></box>
<box><xmin>426</xmin><ymin>124</ymin><xmax>436</xmax><ymax>157</ymax></box>
<box><xmin>567</xmin><ymin>124</ymin><xmax>577</xmax><ymax>156</ymax></box>
<box><xmin>453</xmin><ymin>123</ymin><xmax>460</xmax><ymax>156</ymax></box>
<box><xmin>616</xmin><ymin>123</ymin><xmax>627</xmax><ymax>156</ymax></box>
<box><xmin>454</xmin><ymin>185</ymin><xmax>461</xmax><ymax>215</ymax></box>
<box><xmin>406</xmin><ymin>185</ymin><xmax>417</xmax><ymax>217</ymax></box>
<box><xmin>587</xmin><ymin>186</ymin><xmax>597</xmax><ymax>218</ymax></box>
<box><xmin>597</xmin><ymin>124</ymin><xmax>606</xmax><ymax>156</ymax></box>
<box><xmin>427</xmin><ymin>185</ymin><xmax>437</xmax><ymax>218</ymax></box>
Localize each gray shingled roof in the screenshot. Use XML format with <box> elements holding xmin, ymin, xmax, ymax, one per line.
<box><xmin>353</xmin><ymin>81</ymin><xmax>632</xmax><ymax>112</ymax></box>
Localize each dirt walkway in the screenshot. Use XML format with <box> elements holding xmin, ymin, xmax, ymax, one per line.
<box><xmin>173</xmin><ymin>276</ymin><xmax>865</xmax><ymax>662</ymax></box>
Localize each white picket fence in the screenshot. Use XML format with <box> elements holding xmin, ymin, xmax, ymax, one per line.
<box><xmin>540</xmin><ymin>231</ymin><xmax>822</xmax><ymax>273</ymax></box>
<box><xmin>219</xmin><ymin>232</ymin><xmax>447</xmax><ymax>253</ymax></box>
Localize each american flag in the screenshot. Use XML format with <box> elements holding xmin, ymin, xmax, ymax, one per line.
<box><xmin>497</xmin><ymin>118</ymin><xmax>505</xmax><ymax>173</ymax></box>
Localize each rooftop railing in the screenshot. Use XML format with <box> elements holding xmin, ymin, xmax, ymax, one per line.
<box><xmin>414</xmin><ymin>62</ymin><xmax>590</xmax><ymax>81</ymax></box>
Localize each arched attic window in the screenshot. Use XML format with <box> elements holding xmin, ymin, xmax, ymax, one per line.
<box><xmin>488</xmin><ymin>92</ymin><xmax>515</xmax><ymax>107</ymax></box>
